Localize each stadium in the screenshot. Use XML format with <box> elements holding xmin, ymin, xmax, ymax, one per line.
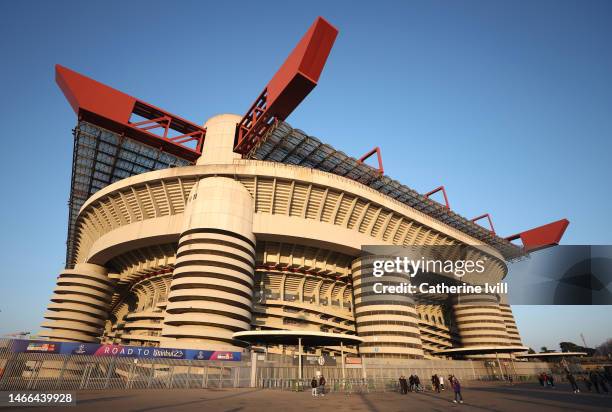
<box><xmin>39</xmin><ymin>17</ymin><xmax>569</xmax><ymax>362</ymax></box>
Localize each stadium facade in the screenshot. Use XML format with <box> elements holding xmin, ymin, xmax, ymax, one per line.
<box><xmin>40</xmin><ymin>17</ymin><xmax>568</xmax><ymax>360</ymax></box>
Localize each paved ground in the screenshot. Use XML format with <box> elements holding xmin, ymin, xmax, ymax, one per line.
<box><xmin>2</xmin><ymin>382</ymin><xmax>611</xmax><ymax>411</ymax></box>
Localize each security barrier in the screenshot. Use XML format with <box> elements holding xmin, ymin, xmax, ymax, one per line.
<box><xmin>0</xmin><ymin>339</ymin><xmax>561</xmax><ymax>391</ymax></box>
<box><xmin>0</xmin><ymin>340</ymin><xmax>251</xmax><ymax>390</ymax></box>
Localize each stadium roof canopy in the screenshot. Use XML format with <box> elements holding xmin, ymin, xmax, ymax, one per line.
<box><xmin>517</xmin><ymin>352</ymin><xmax>588</xmax><ymax>359</ymax></box>
<box><xmin>233</xmin><ymin>330</ymin><xmax>363</xmax><ymax>347</ymax></box>
<box><xmin>435</xmin><ymin>346</ymin><xmax>530</xmax><ymax>356</ymax></box>
<box><xmin>247</xmin><ymin>122</ymin><xmax>526</xmax><ymax>260</ymax></box>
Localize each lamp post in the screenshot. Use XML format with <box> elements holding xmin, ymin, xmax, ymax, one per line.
<box><xmin>341</xmin><ymin>341</ymin><xmax>346</xmax><ymax>380</ymax></box>
<box><xmin>298</xmin><ymin>337</ymin><xmax>302</xmax><ymax>381</ymax></box>
<box><xmin>495</xmin><ymin>352</ymin><xmax>505</xmax><ymax>381</ymax></box>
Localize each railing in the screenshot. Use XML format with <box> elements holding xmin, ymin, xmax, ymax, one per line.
<box><xmin>259</xmin><ymin>378</ymin><xmax>388</xmax><ymax>393</ymax></box>
<box><xmin>0</xmin><ymin>338</ymin><xmax>572</xmax><ymax>392</ymax></box>
<box><xmin>0</xmin><ymin>352</ymin><xmax>251</xmax><ymax>391</ymax></box>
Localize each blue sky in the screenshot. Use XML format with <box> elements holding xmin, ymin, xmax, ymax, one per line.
<box><xmin>0</xmin><ymin>0</ymin><xmax>610</xmax><ymax>351</ymax></box>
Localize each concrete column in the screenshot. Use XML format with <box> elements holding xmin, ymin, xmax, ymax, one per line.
<box><xmin>250</xmin><ymin>351</ymin><xmax>258</xmax><ymax>388</ymax></box>
<box><xmin>160</xmin><ymin>176</ymin><xmax>255</xmax><ymax>350</ymax></box>
<box><xmin>197</xmin><ymin>114</ymin><xmax>242</xmax><ymax>165</ymax></box>
<box><xmin>41</xmin><ymin>263</ymin><xmax>114</xmax><ymax>342</ymax></box>
<box><xmin>452</xmin><ymin>293</ymin><xmax>511</xmax><ymax>358</ymax></box>
<box><xmin>351</xmin><ymin>256</ymin><xmax>424</xmax><ymax>359</ymax></box>
<box><xmin>160</xmin><ymin>114</ymin><xmax>255</xmax><ymax>350</ymax></box>
<box><xmin>499</xmin><ymin>294</ymin><xmax>523</xmax><ymax>347</ymax></box>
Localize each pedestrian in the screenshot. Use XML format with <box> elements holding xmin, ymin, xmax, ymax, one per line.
<box><xmin>581</xmin><ymin>375</ymin><xmax>592</xmax><ymax>392</ymax></box>
<box><xmin>537</xmin><ymin>373</ymin><xmax>544</xmax><ymax>387</ymax></box>
<box><xmin>439</xmin><ymin>375</ymin><xmax>445</xmax><ymax>391</ymax></box>
<box><xmin>566</xmin><ymin>372</ymin><xmax>579</xmax><ymax>393</ymax></box>
<box><xmin>311</xmin><ymin>377</ymin><xmax>318</xmax><ymax>397</ymax></box>
<box><xmin>414</xmin><ymin>374</ymin><xmax>421</xmax><ymax>392</ymax></box>
<box><xmin>408</xmin><ymin>375</ymin><xmax>415</xmax><ymax>392</ymax></box>
<box><xmin>432</xmin><ymin>374</ymin><xmax>440</xmax><ymax>393</ymax></box>
<box><xmin>318</xmin><ymin>374</ymin><xmax>326</xmax><ymax>397</ymax></box>
<box><xmin>450</xmin><ymin>375</ymin><xmax>464</xmax><ymax>404</ymax></box>
<box><xmin>598</xmin><ymin>371</ymin><xmax>609</xmax><ymax>393</ymax></box>
<box><xmin>589</xmin><ymin>371</ymin><xmax>600</xmax><ymax>394</ymax></box>
<box><xmin>547</xmin><ymin>373</ymin><xmax>555</xmax><ymax>388</ymax></box>
<box><xmin>399</xmin><ymin>375</ymin><xmax>408</xmax><ymax>394</ymax></box>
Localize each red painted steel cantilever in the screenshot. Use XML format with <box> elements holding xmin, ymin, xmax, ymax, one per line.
<box><xmin>425</xmin><ymin>186</ymin><xmax>450</xmax><ymax>209</ymax></box>
<box><xmin>471</xmin><ymin>213</ymin><xmax>496</xmax><ymax>234</ymax></box>
<box><xmin>55</xmin><ymin>65</ymin><xmax>206</xmax><ymax>162</ymax></box>
<box><xmin>506</xmin><ymin>219</ymin><xmax>570</xmax><ymax>252</ymax></box>
<box><xmin>234</xmin><ymin>17</ymin><xmax>339</xmax><ymax>155</ymax></box>
<box><xmin>358</xmin><ymin>147</ymin><xmax>384</xmax><ymax>174</ymax></box>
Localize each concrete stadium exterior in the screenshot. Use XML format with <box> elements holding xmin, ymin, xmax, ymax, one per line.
<box><xmin>40</xmin><ymin>114</ymin><xmax>525</xmax><ymax>360</ymax></box>
<box><xmin>39</xmin><ymin>17</ymin><xmax>568</xmax><ymax>362</ymax></box>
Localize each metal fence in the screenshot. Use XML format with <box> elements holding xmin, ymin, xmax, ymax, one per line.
<box><xmin>0</xmin><ymin>352</ymin><xmax>252</xmax><ymax>391</ymax></box>
<box><xmin>0</xmin><ymin>339</ymin><xmax>562</xmax><ymax>392</ymax></box>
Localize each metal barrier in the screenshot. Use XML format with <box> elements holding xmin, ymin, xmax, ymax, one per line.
<box><xmin>0</xmin><ymin>339</ymin><xmax>563</xmax><ymax>392</ymax></box>
<box><xmin>258</xmin><ymin>378</ymin><xmax>379</xmax><ymax>393</ymax></box>
<box><xmin>0</xmin><ymin>351</ymin><xmax>251</xmax><ymax>391</ymax></box>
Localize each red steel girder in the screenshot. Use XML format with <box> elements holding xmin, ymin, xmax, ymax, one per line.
<box><xmin>56</xmin><ymin>65</ymin><xmax>206</xmax><ymax>162</ymax></box>
<box><xmin>506</xmin><ymin>219</ymin><xmax>570</xmax><ymax>252</ymax></box>
<box><xmin>425</xmin><ymin>186</ymin><xmax>451</xmax><ymax>209</ymax></box>
<box><xmin>358</xmin><ymin>147</ymin><xmax>384</xmax><ymax>174</ymax></box>
<box><xmin>234</xmin><ymin>17</ymin><xmax>338</xmax><ymax>155</ymax></box>
<box><xmin>471</xmin><ymin>213</ymin><xmax>496</xmax><ymax>234</ymax></box>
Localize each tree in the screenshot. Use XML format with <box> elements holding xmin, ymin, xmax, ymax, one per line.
<box><xmin>560</xmin><ymin>342</ymin><xmax>581</xmax><ymax>352</ymax></box>
<box><xmin>540</xmin><ymin>346</ymin><xmax>549</xmax><ymax>353</ymax></box>
<box><xmin>595</xmin><ymin>338</ymin><xmax>612</xmax><ymax>357</ymax></box>
<box><xmin>559</xmin><ymin>341</ymin><xmax>595</xmax><ymax>356</ymax></box>
<box><xmin>528</xmin><ymin>348</ymin><xmax>536</xmax><ymax>354</ymax></box>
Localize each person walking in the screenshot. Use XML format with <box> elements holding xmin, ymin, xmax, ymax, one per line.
<box><xmin>538</xmin><ymin>373</ymin><xmax>545</xmax><ymax>387</ymax></box>
<box><xmin>589</xmin><ymin>371</ymin><xmax>601</xmax><ymax>394</ymax></box>
<box><xmin>439</xmin><ymin>375</ymin><xmax>445</xmax><ymax>391</ymax></box>
<box><xmin>318</xmin><ymin>374</ymin><xmax>326</xmax><ymax>397</ymax></box>
<box><xmin>580</xmin><ymin>375</ymin><xmax>592</xmax><ymax>392</ymax></box>
<box><xmin>450</xmin><ymin>375</ymin><xmax>463</xmax><ymax>404</ymax></box>
<box><xmin>408</xmin><ymin>375</ymin><xmax>415</xmax><ymax>392</ymax></box>
<box><xmin>432</xmin><ymin>374</ymin><xmax>441</xmax><ymax>393</ymax></box>
<box><xmin>598</xmin><ymin>371</ymin><xmax>609</xmax><ymax>393</ymax></box>
<box><xmin>414</xmin><ymin>375</ymin><xmax>421</xmax><ymax>392</ymax></box>
<box><xmin>566</xmin><ymin>372</ymin><xmax>579</xmax><ymax>393</ymax></box>
<box><xmin>399</xmin><ymin>375</ymin><xmax>408</xmax><ymax>394</ymax></box>
<box><xmin>547</xmin><ymin>373</ymin><xmax>555</xmax><ymax>388</ymax></box>
<box><xmin>311</xmin><ymin>377</ymin><xmax>319</xmax><ymax>397</ymax></box>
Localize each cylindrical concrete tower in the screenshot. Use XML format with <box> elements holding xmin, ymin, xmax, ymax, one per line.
<box><xmin>197</xmin><ymin>113</ymin><xmax>242</xmax><ymax>165</ymax></box>
<box><xmin>499</xmin><ymin>295</ymin><xmax>522</xmax><ymax>346</ymax></box>
<box><xmin>160</xmin><ymin>114</ymin><xmax>255</xmax><ymax>350</ymax></box>
<box><xmin>41</xmin><ymin>263</ymin><xmax>114</xmax><ymax>342</ymax></box>
<box><xmin>352</xmin><ymin>256</ymin><xmax>424</xmax><ymax>359</ymax></box>
<box><xmin>452</xmin><ymin>293</ymin><xmax>511</xmax><ymax>357</ymax></box>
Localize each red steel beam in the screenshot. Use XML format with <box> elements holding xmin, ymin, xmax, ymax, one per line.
<box><xmin>55</xmin><ymin>65</ymin><xmax>205</xmax><ymax>162</ymax></box>
<box><xmin>358</xmin><ymin>147</ymin><xmax>384</xmax><ymax>174</ymax></box>
<box><xmin>425</xmin><ymin>186</ymin><xmax>451</xmax><ymax>209</ymax></box>
<box><xmin>506</xmin><ymin>219</ymin><xmax>569</xmax><ymax>252</ymax></box>
<box><xmin>471</xmin><ymin>213</ymin><xmax>496</xmax><ymax>234</ymax></box>
<box><xmin>234</xmin><ymin>17</ymin><xmax>339</xmax><ymax>155</ymax></box>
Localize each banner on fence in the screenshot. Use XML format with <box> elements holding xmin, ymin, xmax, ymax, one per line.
<box><xmin>345</xmin><ymin>357</ymin><xmax>362</xmax><ymax>365</ymax></box>
<box><xmin>9</xmin><ymin>340</ymin><xmax>241</xmax><ymax>361</ymax></box>
<box><xmin>292</xmin><ymin>355</ymin><xmax>337</xmax><ymax>366</ymax></box>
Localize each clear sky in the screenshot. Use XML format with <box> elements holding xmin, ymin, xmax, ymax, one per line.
<box><xmin>0</xmin><ymin>0</ymin><xmax>610</xmax><ymax>351</ymax></box>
